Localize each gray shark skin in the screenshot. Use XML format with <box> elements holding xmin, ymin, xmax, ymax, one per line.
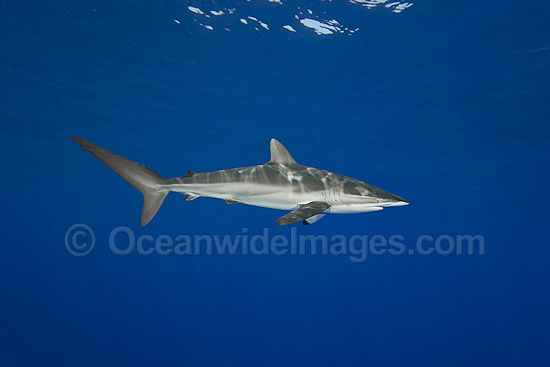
<box><xmin>72</xmin><ymin>137</ymin><xmax>409</xmax><ymax>226</ymax></box>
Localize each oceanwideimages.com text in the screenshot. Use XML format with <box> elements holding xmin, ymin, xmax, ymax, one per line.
<box><xmin>65</xmin><ymin>224</ymin><xmax>486</xmax><ymax>263</ymax></box>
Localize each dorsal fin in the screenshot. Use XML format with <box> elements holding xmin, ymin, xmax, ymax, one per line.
<box><xmin>269</xmin><ymin>139</ymin><xmax>297</xmax><ymax>164</ymax></box>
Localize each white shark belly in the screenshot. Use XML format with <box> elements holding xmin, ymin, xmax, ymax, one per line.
<box><xmin>329</xmin><ymin>205</ymin><xmax>384</xmax><ymax>214</ymax></box>
<box><xmin>239</xmin><ymin>193</ymin><xmax>298</xmax><ymax>210</ymax></box>
<box><xmin>170</xmin><ymin>183</ymin><xmax>329</xmax><ymax>211</ymax></box>
<box><xmin>329</xmin><ymin>200</ymin><xmax>410</xmax><ymax>213</ymax></box>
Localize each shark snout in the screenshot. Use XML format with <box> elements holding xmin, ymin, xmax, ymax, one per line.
<box><xmin>388</xmin><ymin>200</ymin><xmax>410</xmax><ymax>206</ymax></box>
<box><xmin>376</xmin><ymin>189</ymin><xmax>409</xmax><ymax>206</ymax></box>
<box><xmin>391</xmin><ymin>194</ymin><xmax>410</xmax><ymax>205</ymax></box>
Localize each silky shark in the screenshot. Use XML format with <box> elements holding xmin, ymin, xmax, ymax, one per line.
<box><xmin>72</xmin><ymin>137</ymin><xmax>409</xmax><ymax>226</ymax></box>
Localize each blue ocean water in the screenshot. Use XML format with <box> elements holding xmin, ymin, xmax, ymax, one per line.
<box><xmin>1</xmin><ymin>0</ymin><xmax>549</xmax><ymax>365</ymax></box>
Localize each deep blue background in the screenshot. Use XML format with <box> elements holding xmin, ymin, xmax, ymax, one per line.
<box><xmin>1</xmin><ymin>1</ymin><xmax>549</xmax><ymax>366</ymax></box>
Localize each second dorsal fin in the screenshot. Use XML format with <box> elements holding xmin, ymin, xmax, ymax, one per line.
<box><xmin>181</xmin><ymin>170</ymin><xmax>195</xmax><ymax>179</ymax></box>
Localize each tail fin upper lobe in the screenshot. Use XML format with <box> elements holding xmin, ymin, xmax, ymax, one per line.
<box><xmin>72</xmin><ymin>137</ymin><xmax>170</xmax><ymax>226</ymax></box>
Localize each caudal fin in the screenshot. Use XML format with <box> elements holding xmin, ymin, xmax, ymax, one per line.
<box><xmin>72</xmin><ymin>136</ymin><xmax>170</xmax><ymax>226</ymax></box>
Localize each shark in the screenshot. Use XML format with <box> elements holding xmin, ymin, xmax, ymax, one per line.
<box><xmin>72</xmin><ymin>137</ymin><xmax>409</xmax><ymax>226</ymax></box>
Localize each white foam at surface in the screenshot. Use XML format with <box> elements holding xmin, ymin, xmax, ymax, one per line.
<box><xmin>183</xmin><ymin>1</ymin><xmax>413</xmax><ymax>36</ymax></box>
<box><xmin>188</xmin><ymin>6</ymin><xmax>205</xmax><ymax>15</ymax></box>
<box><xmin>393</xmin><ymin>2</ymin><xmax>413</xmax><ymax>13</ymax></box>
<box><xmin>349</xmin><ymin>0</ymin><xmax>388</xmax><ymax>8</ymax></box>
<box><xmin>300</xmin><ymin>18</ymin><xmax>338</xmax><ymax>35</ymax></box>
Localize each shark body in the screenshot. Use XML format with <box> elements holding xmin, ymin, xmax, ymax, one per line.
<box><xmin>72</xmin><ymin>137</ymin><xmax>409</xmax><ymax>226</ymax></box>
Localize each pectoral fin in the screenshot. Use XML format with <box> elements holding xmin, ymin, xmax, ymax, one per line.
<box><xmin>276</xmin><ymin>201</ymin><xmax>330</xmax><ymax>226</ymax></box>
